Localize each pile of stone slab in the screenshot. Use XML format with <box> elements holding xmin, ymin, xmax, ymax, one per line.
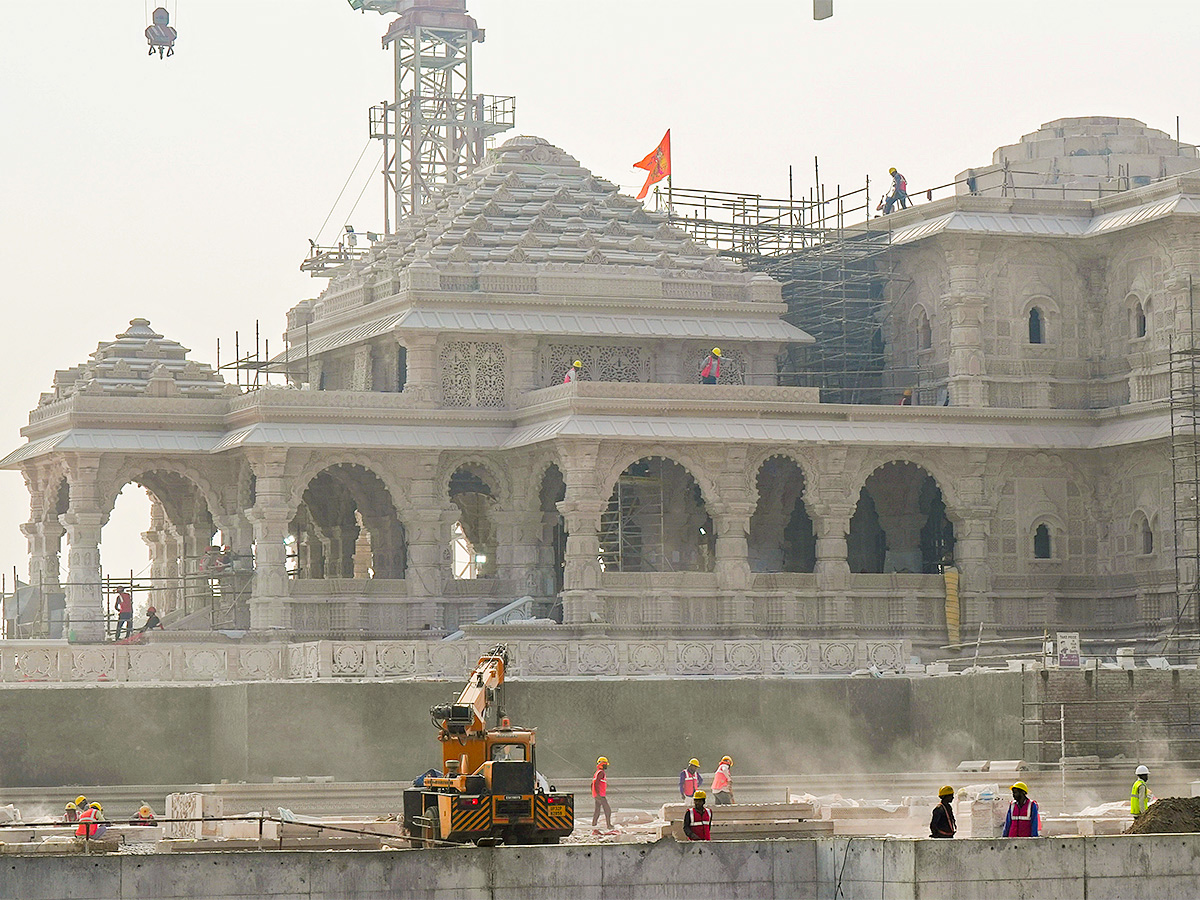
<box><xmin>657</xmin><ymin>801</ymin><xmax>831</xmax><ymax>840</ymax></box>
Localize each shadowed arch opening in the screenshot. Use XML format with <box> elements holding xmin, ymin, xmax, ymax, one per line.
<box><xmin>538</xmin><ymin>465</ymin><xmax>566</xmax><ymax>597</ymax></box>
<box><xmin>848</xmin><ymin>462</ymin><xmax>954</xmax><ymax>574</ymax></box>
<box><xmin>600</xmin><ymin>457</ymin><xmax>714</xmax><ymax>572</ymax></box>
<box><xmin>748</xmin><ymin>456</ymin><xmax>815</xmax><ymax>573</ymax></box>
<box><xmin>449</xmin><ymin>464</ymin><xmax>497</xmax><ymax>580</ymax></box>
<box><xmin>291</xmin><ymin>464</ymin><xmax>407</xmax><ymax>579</ymax></box>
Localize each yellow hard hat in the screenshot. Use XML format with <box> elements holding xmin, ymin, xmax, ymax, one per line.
<box><xmin>573</xmin><ymin>360</ymin><xmax>582</xmax><ymax>367</ymax></box>
<box><xmin>889</xmin><ymin>167</ymin><xmax>897</xmax><ymax>175</ymax></box>
<box><xmin>689</xmin><ymin>758</ymin><xmax>699</xmax><ymax>767</ymax></box>
<box><xmin>694</xmin><ymin>790</ymin><xmax>706</xmax><ymax>800</ymax></box>
<box><xmin>74</xmin><ymin>796</ymin><xmax>87</xmax><ymax>806</ymax></box>
<box><xmin>712</xmin><ymin>347</ymin><xmax>721</xmax><ymax>357</ymax></box>
<box><xmin>721</xmin><ymin>755</ymin><xmax>733</xmax><ymax>765</ymax></box>
<box><xmin>64</xmin><ymin>802</ymin><xmax>77</xmax><ymax>810</ymax></box>
<box><xmin>903</xmin><ymin>389</ymin><xmax>912</xmax><ymax>396</ymax></box>
<box><xmin>938</xmin><ymin>785</ymin><xmax>955</xmax><ymax>798</ymax></box>
<box><xmin>89</xmin><ymin>802</ymin><xmax>102</xmax><ymax>811</ymax></box>
<box><xmin>138</xmin><ymin>805</ymin><xmax>153</xmax><ymax>816</ymax></box>
<box><xmin>1011</xmin><ymin>782</ymin><xmax>1029</xmax><ymax>793</ymax></box>
<box><xmin>597</xmin><ymin>756</ymin><xmax>608</xmax><ymax>766</ymax></box>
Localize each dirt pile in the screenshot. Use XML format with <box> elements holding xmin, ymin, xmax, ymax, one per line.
<box><xmin>1125</xmin><ymin>797</ymin><xmax>1200</xmax><ymax>834</ymax></box>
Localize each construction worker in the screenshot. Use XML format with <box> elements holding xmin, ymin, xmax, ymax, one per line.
<box><xmin>1002</xmin><ymin>782</ymin><xmax>1040</xmax><ymax>837</ymax></box>
<box><xmin>884</xmin><ymin>167</ymin><xmax>909</xmax><ymax>214</ymax></box>
<box><xmin>898</xmin><ymin>388</ymin><xmax>913</xmax><ymax>405</ymax></box>
<box><xmin>563</xmin><ymin>360</ymin><xmax>582</xmax><ymax>384</ymax></box>
<box><xmin>930</xmin><ymin>785</ymin><xmax>956</xmax><ymax>838</ymax></box>
<box><xmin>712</xmin><ymin>756</ymin><xmax>734</xmax><ymax>805</ymax></box>
<box><xmin>700</xmin><ymin>348</ymin><xmax>721</xmax><ymax>384</ymax></box>
<box><xmin>682</xmin><ymin>789</ymin><xmax>713</xmax><ymax>841</ymax></box>
<box><xmin>129</xmin><ymin>803</ymin><xmax>157</xmax><ymax>826</ymax></box>
<box><xmin>75</xmin><ymin>802</ymin><xmax>107</xmax><ymax>840</ymax></box>
<box><xmin>139</xmin><ymin>606</ymin><xmax>164</xmax><ymax>634</ymax></box>
<box><xmin>1131</xmin><ymin>765</ymin><xmax>1154</xmax><ymax>815</ymax></box>
<box><xmin>591</xmin><ymin>756</ymin><xmax>612</xmax><ymax>833</ymax></box>
<box><xmin>62</xmin><ymin>801</ymin><xmax>79</xmax><ymax>824</ymax></box>
<box><xmin>113</xmin><ymin>586</ymin><xmax>133</xmax><ymax>640</ymax></box>
<box><xmin>679</xmin><ymin>758</ymin><xmax>704</xmax><ymax>799</ymax></box>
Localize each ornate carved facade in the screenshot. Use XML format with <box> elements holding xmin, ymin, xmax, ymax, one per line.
<box><xmin>4</xmin><ymin>125</ymin><xmax>1197</xmax><ymax>658</ymax></box>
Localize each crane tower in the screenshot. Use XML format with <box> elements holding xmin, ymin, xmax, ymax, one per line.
<box><xmin>353</xmin><ymin>0</ymin><xmax>515</xmax><ymax>231</ymax></box>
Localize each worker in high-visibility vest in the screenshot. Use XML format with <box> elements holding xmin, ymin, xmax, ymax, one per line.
<box><xmin>711</xmin><ymin>756</ymin><xmax>734</xmax><ymax>805</ymax></box>
<box><xmin>590</xmin><ymin>756</ymin><xmax>612</xmax><ymax>833</ymax></box>
<box><xmin>679</xmin><ymin>758</ymin><xmax>704</xmax><ymax>799</ymax></box>
<box><xmin>1002</xmin><ymin>783</ymin><xmax>1039</xmax><ymax>837</ymax></box>
<box><xmin>75</xmin><ymin>802</ymin><xmax>108</xmax><ymax>839</ymax></box>
<box><xmin>682</xmin><ymin>790</ymin><xmax>713</xmax><ymax>841</ymax></box>
<box><xmin>1131</xmin><ymin>765</ymin><xmax>1154</xmax><ymax>815</ymax></box>
<box><xmin>700</xmin><ymin>348</ymin><xmax>721</xmax><ymax>385</ymax></box>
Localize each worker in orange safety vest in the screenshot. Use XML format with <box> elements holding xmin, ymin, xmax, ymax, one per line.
<box><xmin>711</xmin><ymin>756</ymin><xmax>734</xmax><ymax>804</ymax></box>
<box><xmin>75</xmin><ymin>802</ymin><xmax>108</xmax><ymax>839</ymax></box>
<box><xmin>679</xmin><ymin>758</ymin><xmax>704</xmax><ymax>799</ymax></box>
<box><xmin>591</xmin><ymin>756</ymin><xmax>612</xmax><ymax>832</ymax></box>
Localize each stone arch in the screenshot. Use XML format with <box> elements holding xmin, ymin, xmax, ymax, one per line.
<box><xmin>599</xmin><ymin>456</ymin><xmax>715</xmax><ymax>573</ymax></box>
<box><xmin>448</xmin><ymin>462</ymin><xmax>500</xmax><ymax>580</ymax></box>
<box><xmin>1126</xmin><ymin>291</ymin><xmax>1150</xmax><ymax>339</ymax></box>
<box><xmin>599</xmin><ymin>446</ymin><xmax>720</xmax><ymax>509</ymax></box>
<box><xmin>441</xmin><ymin>455</ymin><xmax>510</xmax><ymax>508</ymax></box>
<box><xmin>848</xmin><ymin>461</ymin><xmax>955</xmax><ymax>574</ymax></box>
<box><xmin>1130</xmin><ymin>508</ymin><xmax>1156</xmax><ymax>556</ymax></box>
<box><xmin>1030</xmin><ymin>514</ymin><xmax>1066</xmax><ymax>560</ymax></box>
<box><xmin>748</xmin><ymin>454</ymin><xmax>816</xmax><ymax>573</ymax></box>
<box><xmin>1021</xmin><ymin>295</ymin><xmax>1058</xmax><ymax>346</ymax></box>
<box><xmin>101</xmin><ymin>461</ymin><xmax>224</xmax><ymax>527</ymax></box>
<box><xmin>291</xmin><ymin>463</ymin><xmax>407</xmax><ymax>579</ymax></box>
<box><xmin>286</xmin><ymin>452</ymin><xmax>410</xmax><ymax>521</ymax></box>
<box><xmin>915</xmin><ymin>304</ymin><xmax>933</xmax><ymax>351</ymax></box>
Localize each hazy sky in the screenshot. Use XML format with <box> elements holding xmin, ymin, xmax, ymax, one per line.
<box><xmin>0</xmin><ymin>0</ymin><xmax>1196</xmax><ymax>585</ymax></box>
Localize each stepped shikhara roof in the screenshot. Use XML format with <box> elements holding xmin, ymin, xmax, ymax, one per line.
<box><xmin>333</xmin><ymin>134</ymin><xmax>745</xmax><ymax>285</ymax></box>
<box><xmin>40</xmin><ymin>318</ymin><xmax>229</xmax><ymax>406</ymax></box>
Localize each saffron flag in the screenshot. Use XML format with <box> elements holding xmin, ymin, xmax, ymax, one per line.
<box><xmin>634</xmin><ymin>130</ymin><xmax>671</xmax><ymax>200</ymax></box>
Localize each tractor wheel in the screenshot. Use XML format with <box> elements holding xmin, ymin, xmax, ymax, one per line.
<box><xmin>423</xmin><ymin>806</ymin><xmax>441</xmax><ymax>849</ymax></box>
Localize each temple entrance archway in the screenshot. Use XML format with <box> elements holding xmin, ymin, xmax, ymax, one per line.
<box><xmin>290</xmin><ymin>464</ymin><xmax>407</xmax><ymax>579</ymax></box>
<box><xmin>748</xmin><ymin>456</ymin><xmax>815</xmax><ymax>573</ymax></box>
<box><xmin>848</xmin><ymin>462</ymin><xmax>954</xmax><ymax>574</ymax></box>
<box><xmin>449</xmin><ymin>465</ymin><xmax>497</xmax><ymax>580</ymax></box>
<box><xmin>599</xmin><ymin>456</ymin><xmax>714</xmax><ymax>572</ymax></box>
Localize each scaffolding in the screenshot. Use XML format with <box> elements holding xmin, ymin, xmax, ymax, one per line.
<box><xmin>659</xmin><ymin>175</ymin><xmax>897</xmax><ymax>404</ymax></box>
<box><xmin>599</xmin><ymin>469</ymin><xmax>667</xmax><ymax>573</ymax></box>
<box><xmin>1170</xmin><ymin>275</ymin><xmax>1200</xmax><ymax>659</ymax></box>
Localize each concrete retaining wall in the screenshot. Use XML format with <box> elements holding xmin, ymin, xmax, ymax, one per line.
<box><xmin>0</xmin><ymin>674</ymin><xmax>1024</xmax><ymax>788</ymax></box>
<box><xmin>2</xmin><ymin>835</ymin><xmax>1198</xmax><ymax>899</ymax></box>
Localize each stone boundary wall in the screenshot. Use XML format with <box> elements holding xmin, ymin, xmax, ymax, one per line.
<box><xmin>1</xmin><ymin>834</ymin><xmax>1196</xmax><ymax>899</ymax></box>
<box><xmin>0</xmin><ymin>638</ymin><xmax>910</xmax><ymax>683</ymax></box>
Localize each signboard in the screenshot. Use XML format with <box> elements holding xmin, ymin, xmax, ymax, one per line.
<box><xmin>1057</xmin><ymin>632</ymin><xmax>1081</xmax><ymax>668</ymax></box>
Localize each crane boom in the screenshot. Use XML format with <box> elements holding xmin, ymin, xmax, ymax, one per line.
<box><xmin>429</xmin><ymin>644</ymin><xmax>507</xmax><ymax>739</ymax></box>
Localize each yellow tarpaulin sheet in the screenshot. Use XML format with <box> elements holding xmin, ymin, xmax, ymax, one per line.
<box><xmin>943</xmin><ymin>566</ymin><xmax>960</xmax><ymax>646</ymax></box>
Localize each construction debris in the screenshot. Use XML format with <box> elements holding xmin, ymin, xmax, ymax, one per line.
<box><xmin>1125</xmin><ymin>798</ymin><xmax>1200</xmax><ymax>834</ymax></box>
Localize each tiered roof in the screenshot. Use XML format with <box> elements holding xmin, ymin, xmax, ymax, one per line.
<box><xmin>41</xmin><ymin>318</ymin><xmax>229</xmax><ymax>406</ymax></box>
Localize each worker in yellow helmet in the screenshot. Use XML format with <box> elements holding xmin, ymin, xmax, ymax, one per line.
<box><xmin>680</xmin><ymin>758</ymin><xmax>704</xmax><ymax>799</ymax></box>
<box><xmin>590</xmin><ymin>756</ymin><xmax>612</xmax><ymax>833</ymax></box>
<box><xmin>1002</xmin><ymin>782</ymin><xmax>1039</xmax><ymax>837</ymax></box>
<box><xmin>712</xmin><ymin>756</ymin><xmax>734</xmax><ymax>804</ymax></box>
<box><xmin>883</xmin><ymin>166</ymin><xmax>909</xmax><ymax>214</ymax></box>
<box><xmin>930</xmin><ymin>785</ymin><xmax>956</xmax><ymax>838</ymax></box>
<box><xmin>700</xmin><ymin>347</ymin><xmax>721</xmax><ymax>384</ymax></box>
<box><xmin>683</xmin><ymin>789</ymin><xmax>713</xmax><ymax>841</ymax></box>
<box><xmin>563</xmin><ymin>359</ymin><xmax>583</xmax><ymax>384</ymax></box>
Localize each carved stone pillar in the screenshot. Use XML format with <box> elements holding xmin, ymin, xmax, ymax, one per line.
<box><xmin>712</xmin><ymin>503</ymin><xmax>754</xmax><ymax>625</ymax></box>
<box><xmin>494</xmin><ymin>508</ymin><xmax>545</xmax><ymax>597</ymax></box>
<box><xmin>326</xmin><ymin>524</ymin><xmax>360</xmax><ymax>578</ymax></box>
<box><xmin>558</xmin><ymin>498</ymin><xmax>606</xmax><ymax>624</ymax></box>
<box><xmin>142</xmin><ymin>500</ymin><xmax>182</xmax><ymax>615</ymax></box>
<box><xmin>61</xmin><ymin>458</ymin><xmax>103</xmax><ymax>642</ymax></box>
<box><xmin>953</xmin><ymin>514</ymin><xmax>993</xmax><ymax>636</ymax></box>
<box><xmin>506</xmin><ymin>335</ymin><xmax>538</xmax><ymax>398</ymax></box>
<box><xmin>877</xmin><ymin>511</ymin><xmax>927</xmax><ymax>574</ymax></box>
<box><xmin>402</xmin><ymin>335</ymin><xmax>439</xmax><ymax>406</ymax></box>
<box><xmin>811</xmin><ymin>503</ymin><xmax>853</xmax><ymax>592</ymax></box>
<box><xmin>22</xmin><ymin>518</ymin><xmax>64</xmax><ymax>636</ymax></box>
<box><xmin>247</xmin><ymin>451</ymin><xmax>291</xmax><ymax>630</ymax></box>
<box><xmin>945</xmin><ymin>239</ymin><xmax>989</xmax><ymax>408</ymax></box>
<box><xmin>351</xmin><ymin>345</ymin><xmax>373</xmax><ymax>392</ymax></box>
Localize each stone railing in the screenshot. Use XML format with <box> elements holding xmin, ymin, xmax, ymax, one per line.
<box><xmin>0</xmin><ymin>637</ymin><xmax>909</xmax><ymax>683</ymax></box>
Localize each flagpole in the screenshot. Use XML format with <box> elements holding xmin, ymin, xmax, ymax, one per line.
<box><xmin>667</xmin><ymin>174</ymin><xmax>673</xmax><ymax>215</ymax></box>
